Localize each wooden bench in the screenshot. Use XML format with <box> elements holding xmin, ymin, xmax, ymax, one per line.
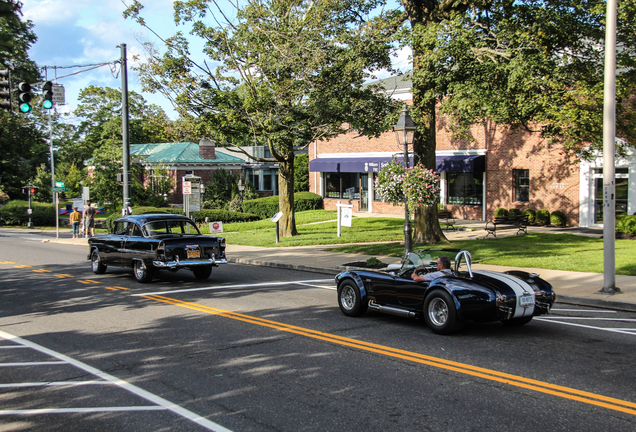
<box><xmin>485</xmin><ymin>215</ymin><xmax>528</xmax><ymax>238</ymax></box>
<box><xmin>438</xmin><ymin>210</ymin><xmax>456</xmax><ymax>231</ymax></box>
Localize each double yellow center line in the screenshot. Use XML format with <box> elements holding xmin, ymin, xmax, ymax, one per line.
<box><xmin>142</xmin><ymin>294</ymin><xmax>636</xmax><ymax>417</ymax></box>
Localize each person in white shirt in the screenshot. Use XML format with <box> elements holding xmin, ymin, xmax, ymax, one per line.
<box><xmin>411</xmin><ymin>255</ymin><xmax>452</xmax><ymax>283</ymax></box>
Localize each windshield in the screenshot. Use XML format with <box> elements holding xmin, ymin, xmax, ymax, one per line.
<box><xmin>143</xmin><ymin>220</ymin><xmax>201</xmax><ymax>237</ymax></box>
<box><xmin>401</xmin><ymin>251</ymin><xmax>434</xmax><ymax>272</ymax></box>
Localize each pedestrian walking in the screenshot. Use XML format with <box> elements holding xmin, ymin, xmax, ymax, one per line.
<box><xmin>85</xmin><ymin>201</ymin><xmax>96</xmax><ymax>238</ymax></box>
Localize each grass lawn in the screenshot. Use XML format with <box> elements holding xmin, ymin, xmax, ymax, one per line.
<box><xmin>327</xmin><ymin>234</ymin><xmax>636</xmax><ymax>276</ymax></box>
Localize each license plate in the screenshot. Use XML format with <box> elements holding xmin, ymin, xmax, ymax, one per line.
<box><xmin>187</xmin><ymin>250</ymin><xmax>200</xmax><ymax>259</ymax></box>
<box><xmin>520</xmin><ymin>294</ymin><xmax>535</xmax><ymax>306</ymax></box>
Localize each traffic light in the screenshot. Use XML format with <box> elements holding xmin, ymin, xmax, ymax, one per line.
<box><xmin>17</xmin><ymin>81</ymin><xmax>32</xmax><ymax>113</ymax></box>
<box><xmin>0</xmin><ymin>69</ymin><xmax>11</xmax><ymax>112</ymax></box>
<box><xmin>29</xmin><ymin>187</ymin><xmax>38</xmax><ymax>195</ymax></box>
<box><xmin>42</xmin><ymin>81</ymin><xmax>53</xmax><ymax>109</ymax></box>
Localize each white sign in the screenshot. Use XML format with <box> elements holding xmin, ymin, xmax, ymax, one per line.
<box><xmin>183</xmin><ymin>181</ymin><xmax>192</xmax><ymax>195</ymax></box>
<box><xmin>52</xmin><ymin>84</ymin><xmax>65</xmax><ymax>104</ymax></box>
<box><xmin>55</xmin><ymin>181</ymin><xmax>65</xmax><ymax>187</ymax></box>
<box><xmin>270</xmin><ymin>211</ymin><xmax>283</xmax><ymax>223</ymax></box>
<box><xmin>209</xmin><ymin>221</ymin><xmax>224</xmax><ymax>233</ymax></box>
<box><xmin>82</xmin><ymin>186</ymin><xmax>90</xmax><ymax>201</ymax></box>
<box><xmin>341</xmin><ymin>207</ymin><xmax>353</xmax><ymax>227</ymax></box>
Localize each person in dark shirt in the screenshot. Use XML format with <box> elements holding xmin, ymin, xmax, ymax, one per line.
<box><xmin>85</xmin><ymin>202</ymin><xmax>96</xmax><ymax>237</ymax></box>
<box><xmin>411</xmin><ymin>255</ymin><xmax>452</xmax><ymax>283</ymax></box>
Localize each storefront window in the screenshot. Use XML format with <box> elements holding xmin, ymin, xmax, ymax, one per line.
<box><xmin>447</xmin><ymin>172</ymin><xmax>483</xmax><ymax>206</ymax></box>
<box><xmin>249</xmin><ymin>170</ymin><xmax>260</xmax><ymax>190</ymax></box>
<box><xmin>263</xmin><ymin>169</ymin><xmax>272</xmax><ymax>190</ymax></box>
<box><xmin>325</xmin><ymin>172</ymin><xmax>360</xmax><ymax>199</ymax></box>
<box><xmin>513</xmin><ymin>169</ymin><xmax>529</xmax><ymax>202</ymax></box>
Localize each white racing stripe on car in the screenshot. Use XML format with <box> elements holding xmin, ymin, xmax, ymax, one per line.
<box><xmin>473</xmin><ymin>270</ymin><xmax>535</xmax><ymax>318</ymax></box>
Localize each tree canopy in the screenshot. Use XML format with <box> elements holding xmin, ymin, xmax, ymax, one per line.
<box><xmin>124</xmin><ymin>0</ymin><xmax>400</xmax><ymax>236</ymax></box>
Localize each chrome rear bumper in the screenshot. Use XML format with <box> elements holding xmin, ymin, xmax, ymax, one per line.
<box><xmin>152</xmin><ymin>257</ymin><xmax>227</xmax><ymax>269</ymax></box>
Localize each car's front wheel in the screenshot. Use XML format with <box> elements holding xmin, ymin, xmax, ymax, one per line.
<box><xmin>91</xmin><ymin>250</ymin><xmax>106</xmax><ymax>274</ymax></box>
<box><xmin>133</xmin><ymin>260</ymin><xmax>153</xmax><ymax>283</ymax></box>
<box><xmin>337</xmin><ymin>281</ymin><xmax>367</xmax><ymax>317</ymax></box>
<box><xmin>424</xmin><ymin>290</ymin><xmax>459</xmax><ymax>335</ymax></box>
<box><xmin>192</xmin><ymin>266</ymin><xmax>212</xmax><ymax>279</ymax></box>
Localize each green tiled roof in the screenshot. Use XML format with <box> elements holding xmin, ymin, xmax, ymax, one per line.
<box><xmin>130</xmin><ymin>142</ymin><xmax>243</xmax><ymax>164</ymax></box>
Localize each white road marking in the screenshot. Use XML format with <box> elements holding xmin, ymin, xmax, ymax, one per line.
<box><xmin>539</xmin><ymin>317</ymin><xmax>636</xmax><ymax>322</ymax></box>
<box><xmin>535</xmin><ymin>318</ymin><xmax>636</xmax><ymax>336</ymax></box>
<box><xmin>296</xmin><ymin>282</ymin><xmax>336</xmax><ymax>290</ymax></box>
<box><xmin>0</xmin><ymin>330</ymin><xmax>233</xmax><ymax>431</ymax></box>
<box><xmin>0</xmin><ymin>381</ymin><xmax>111</xmax><ymax>388</ymax></box>
<box><xmin>0</xmin><ymin>361</ymin><xmax>67</xmax><ymax>367</ymax></box>
<box><xmin>0</xmin><ymin>406</ymin><xmax>167</xmax><ymax>415</ymax></box>
<box><xmin>134</xmin><ymin>279</ymin><xmax>335</xmax><ymax>296</ymax></box>
<box><xmin>551</xmin><ymin>309</ymin><xmax>617</xmax><ymax>313</ymax></box>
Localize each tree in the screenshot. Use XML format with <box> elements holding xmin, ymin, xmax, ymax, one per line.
<box><xmin>294</xmin><ymin>153</ymin><xmax>309</xmax><ymax>193</ymax></box>
<box><xmin>124</xmin><ymin>0</ymin><xmax>399</xmax><ymax>236</ymax></box>
<box><xmin>398</xmin><ymin>0</ymin><xmax>636</xmax><ymax>243</ymax></box>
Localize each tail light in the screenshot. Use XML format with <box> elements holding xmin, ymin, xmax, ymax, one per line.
<box><xmin>220</xmin><ymin>238</ymin><xmax>226</xmax><ymax>248</ymax></box>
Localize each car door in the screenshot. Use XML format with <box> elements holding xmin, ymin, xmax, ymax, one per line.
<box><xmin>394</xmin><ymin>272</ymin><xmax>426</xmax><ymax>307</ymax></box>
<box><xmin>122</xmin><ymin>222</ymin><xmax>152</xmax><ymax>268</ymax></box>
<box><xmin>104</xmin><ymin>220</ymin><xmax>129</xmax><ymax>267</ymax></box>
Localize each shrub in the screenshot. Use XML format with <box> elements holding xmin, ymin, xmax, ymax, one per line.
<box><xmin>522</xmin><ymin>209</ymin><xmax>536</xmax><ymax>224</ymax></box>
<box><xmin>0</xmin><ymin>200</ymin><xmax>56</xmax><ymax>226</ymax></box>
<box><xmin>190</xmin><ymin>209</ymin><xmax>259</xmax><ymax>224</ymax></box>
<box><xmin>494</xmin><ymin>207</ymin><xmax>509</xmax><ymax>217</ymax></box>
<box><xmin>616</xmin><ymin>215</ymin><xmax>636</xmax><ymax>234</ymax></box>
<box><xmin>536</xmin><ymin>209</ymin><xmax>551</xmax><ymax>225</ymax></box>
<box><xmin>508</xmin><ymin>208</ymin><xmax>522</xmax><ymax>216</ymax></box>
<box><xmin>242</xmin><ymin>192</ymin><xmax>323</xmax><ymax>219</ymax></box>
<box><xmin>550</xmin><ymin>210</ymin><xmax>566</xmax><ymax>226</ymax></box>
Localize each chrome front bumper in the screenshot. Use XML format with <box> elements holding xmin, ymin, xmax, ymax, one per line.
<box><xmin>152</xmin><ymin>256</ymin><xmax>228</xmax><ymax>269</ymax></box>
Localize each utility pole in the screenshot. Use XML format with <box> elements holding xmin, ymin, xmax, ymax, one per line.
<box><xmin>120</xmin><ymin>43</ymin><xmax>131</xmax><ymax>214</ymax></box>
<box><xmin>601</xmin><ymin>0</ymin><xmax>619</xmax><ymax>294</ymax></box>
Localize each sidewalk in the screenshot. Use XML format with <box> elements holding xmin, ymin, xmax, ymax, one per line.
<box><xmin>34</xmin><ymin>223</ymin><xmax>636</xmax><ymax>312</ymax></box>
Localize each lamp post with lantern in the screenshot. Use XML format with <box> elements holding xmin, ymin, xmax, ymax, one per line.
<box><xmin>393</xmin><ymin>104</ymin><xmax>417</xmax><ymax>258</ymax></box>
<box><xmin>237</xmin><ymin>178</ymin><xmax>245</xmax><ymax>202</ymax></box>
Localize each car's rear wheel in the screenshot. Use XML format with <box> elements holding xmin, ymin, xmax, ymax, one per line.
<box><xmin>91</xmin><ymin>251</ymin><xmax>106</xmax><ymax>274</ymax></box>
<box><xmin>424</xmin><ymin>290</ymin><xmax>459</xmax><ymax>335</ymax></box>
<box><xmin>502</xmin><ymin>316</ymin><xmax>533</xmax><ymax>326</ymax></box>
<box><xmin>337</xmin><ymin>281</ymin><xmax>367</xmax><ymax>317</ymax></box>
<box><xmin>133</xmin><ymin>260</ymin><xmax>153</xmax><ymax>283</ymax></box>
<box><xmin>192</xmin><ymin>266</ymin><xmax>212</xmax><ymax>279</ymax></box>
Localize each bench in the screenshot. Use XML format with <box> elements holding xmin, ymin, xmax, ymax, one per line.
<box><xmin>485</xmin><ymin>215</ymin><xmax>528</xmax><ymax>238</ymax></box>
<box><xmin>438</xmin><ymin>210</ymin><xmax>456</xmax><ymax>231</ymax></box>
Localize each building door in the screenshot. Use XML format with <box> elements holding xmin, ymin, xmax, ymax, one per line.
<box><xmin>593</xmin><ymin>168</ymin><xmax>629</xmax><ymax>224</ymax></box>
<box><xmin>360</xmin><ymin>174</ymin><xmax>368</xmax><ymax>211</ymax></box>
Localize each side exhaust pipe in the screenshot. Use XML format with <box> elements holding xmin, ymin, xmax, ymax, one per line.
<box><xmin>368</xmin><ymin>301</ymin><xmax>417</xmax><ymax>319</ymax></box>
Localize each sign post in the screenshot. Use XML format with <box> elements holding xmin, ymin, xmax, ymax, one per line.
<box><xmin>336</xmin><ymin>201</ymin><xmax>353</xmax><ymax>237</ymax></box>
<box><xmin>270</xmin><ymin>211</ymin><xmax>283</xmax><ymax>244</ymax></box>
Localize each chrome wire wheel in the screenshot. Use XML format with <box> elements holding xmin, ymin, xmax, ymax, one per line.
<box><xmin>340</xmin><ymin>285</ymin><xmax>356</xmax><ymax>311</ymax></box>
<box><xmin>428</xmin><ymin>297</ymin><xmax>449</xmax><ymax>326</ymax></box>
<box><xmin>134</xmin><ymin>262</ymin><xmax>145</xmax><ymax>280</ymax></box>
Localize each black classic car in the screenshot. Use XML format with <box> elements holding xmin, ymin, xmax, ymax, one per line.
<box><xmin>335</xmin><ymin>249</ymin><xmax>555</xmax><ymax>334</ymax></box>
<box><xmin>88</xmin><ymin>214</ymin><xmax>227</xmax><ymax>282</ymax></box>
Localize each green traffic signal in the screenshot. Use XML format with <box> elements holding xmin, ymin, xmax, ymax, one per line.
<box><xmin>43</xmin><ymin>99</ymin><xmax>53</xmax><ymax>109</ymax></box>
<box><xmin>42</xmin><ymin>81</ymin><xmax>54</xmax><ymax>109</ymax></box>
<box><xmin>17</xmin><ymin>82</ymin><xmax>32</xmax><ymax>114</ymax></box>
<box><xmin>19</xmin><ymin>103</ymin><xmax>32</xmax><ymax>113</ymax></box>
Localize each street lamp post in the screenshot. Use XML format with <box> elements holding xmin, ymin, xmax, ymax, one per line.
<box><xmin>393</xmin><ymin>104</ymin><xmax>417</xmax><ymax>259</ymax></box>
<box><xmin>237</xmin><ymin>178</ymin><xmax>245</xmax><ymax>202</ymax></box>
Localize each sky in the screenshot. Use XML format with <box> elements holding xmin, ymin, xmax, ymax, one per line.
<box><xmin>21</xmin><ymin>0</ymin><xmax>411</xmax><ymax>121</ymax></box>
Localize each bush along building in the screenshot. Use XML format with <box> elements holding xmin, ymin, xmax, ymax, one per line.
<box><xmin>308</xmin><ymin>75</ymin><xmax>636</xmax><ymax>227</ymax></box>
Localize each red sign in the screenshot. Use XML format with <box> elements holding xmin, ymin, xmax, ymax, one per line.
<box><xmin>212</xmin><ymin>222</ymin><xmax>220</xmax><ymax>230</ymax></box>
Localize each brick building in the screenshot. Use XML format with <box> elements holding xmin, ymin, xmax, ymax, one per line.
<box><xmin>308</xmin><ymin>76</ymin><xmax>636</xmax><ymax>227</ymax></box>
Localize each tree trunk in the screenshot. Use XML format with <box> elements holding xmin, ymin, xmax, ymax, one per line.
<box><xmin>277</xmin><ymin>155</ymin><xmax>298</xmax><ymax>237</ymax></box>
<box><xmin>411</xmin><ymin>19</ymin><xmax>448</xmax><ymax>245</ymax></box>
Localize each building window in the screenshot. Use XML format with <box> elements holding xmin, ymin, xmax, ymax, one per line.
<box><xmin>514</xmin><ymin>169</ymin><xmax>529</xmax><ymax>202</ymax></box>
<box><xmin>447</xmin><ymin>173</ymin><xmax>482</xmax><ymax>206</ymax></box>
<box><xmin>325</xmin><ymin>172</ymin><xmax>360</xmax><ymax>199</ymax></box>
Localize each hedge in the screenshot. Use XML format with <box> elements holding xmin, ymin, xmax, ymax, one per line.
<box><xmin>536</xmin><ymin>209</ymin><xmax>551</xmax><ymax>225</ymax></box>
<box><xmin>550</xmin><ymin>210</ymin><xmax>566</xmax><ymax>227</ymax></box>
<box><xmin>105</xmin><ymin>206</ymin><xmax>259</xmax><ymax>232</ymax></box>
<box><xmin>242</xmin><ymin>192</ymin><xmax>323</xmax><ymax>219</ymax></box>
<box><xmin>616</xmin><ymin>215</ymin><xmax>636</xmax><ymax>234</ymax></box>
<box><xmin>508</xmin><ymin>208</ymin><xmax>522</xmax><ymax>216</ymax></box>
<box><xmin>0</xmin><ymin>201</ymin><xmax>57</xmax><ymax>226</ymax></box>
<box><xmin>522</xmin><ymin>209</ymin><xmax>536</xmax><ymax>224</ymax></box>
<box><xmin>494</xmin><ymin>207</ymin><xmax>509</xmax><ymax>217</ymax></box>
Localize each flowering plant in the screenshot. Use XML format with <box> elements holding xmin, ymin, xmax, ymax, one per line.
<box><xmin>227</xmin><ymin>198</ymin><xmax>242</xmax><ymax>213</ymax></box>
<box><xmin>374</xmin><ymin>158</ymin><xmax>406</xmax><ymax>205</ymax></box>
<box><xmin>402</xmin><ymin>164</ymin><xmax>440</xmax><ymax>208</ymax></box>
<box><xmin>375</xmin><ymin>159</ymin><xmax>440</xmax><ymax>208</ymax></box>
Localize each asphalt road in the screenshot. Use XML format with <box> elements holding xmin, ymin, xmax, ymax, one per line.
<box><xmin>1</xmin><ymin>232</ymin><xmax>636</xmax><ymax>431</ymax></box>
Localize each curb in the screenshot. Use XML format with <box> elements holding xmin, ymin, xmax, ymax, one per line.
<box><xmin>556</xmin><ymin>295</ymin><xmax>636</xmax><ymax>313</ymax></box>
